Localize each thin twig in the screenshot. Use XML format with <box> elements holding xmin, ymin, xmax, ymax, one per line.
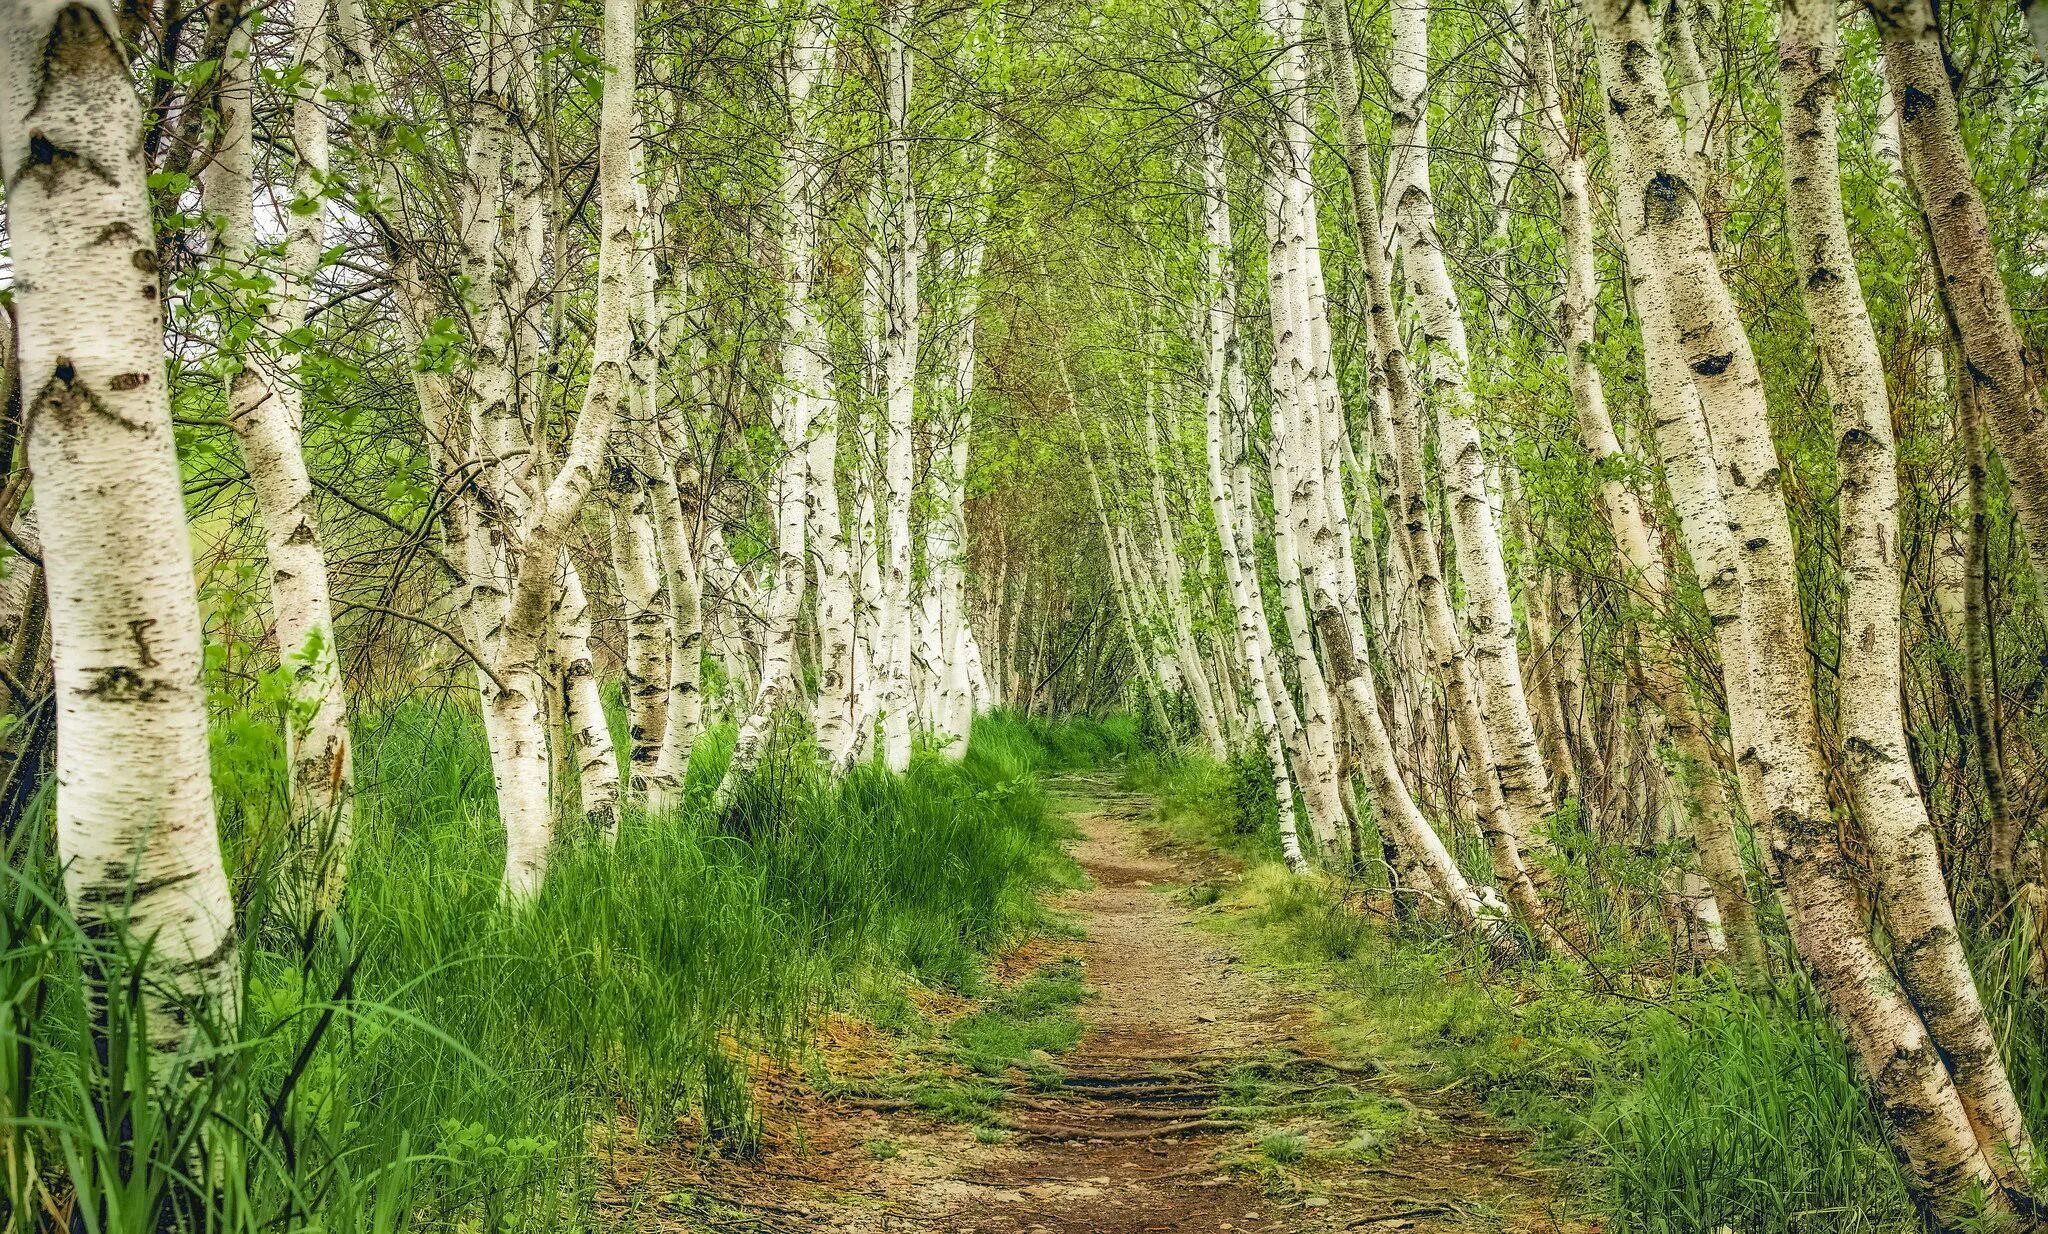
<box><xmin>342</xmin><ymin>601</ymin><xmax>505</xmax><ymax>694</ymax></box>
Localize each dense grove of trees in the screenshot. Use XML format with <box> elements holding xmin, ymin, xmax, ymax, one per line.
<box><xmin>2</xmin><ymin>0</ymin><xmax>2047</xmax><ymax>1225</ymax></box>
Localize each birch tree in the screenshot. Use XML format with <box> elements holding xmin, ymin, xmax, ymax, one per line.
<box><xmin>1593</xmin><ymin>0</ymin><xmax>2023</xmax><ymax>1213</ymax></box>
<box><xmin>1</xmin><ymin>0</ymin><xmax>238</xmax><ymax>1041</ymax></box>
<box><xmin>1321</xmin><ymin>0</ymin><xmax>1549</xmax><ymax>942</ymax></box>
<box><xmin>1778</xmin><ymin>0</ymin><xmax>2032</xmax><ymax>1176</ymax></box>
<box><xmin>1517</xmin><ymin>0</ymin><xmax>1761</xmax><ymax>977</ymax></box>
<box><xmin>202</xmin><ymin>0</ymin><xmax>354</xmax><ymax>921</ymax></box>
<box><xmin>718</xmin><ymin>2</ymin><xmax>837</xmax><ymax>801</ymax></box>
<box><xmin>485</xmin><ymin>0</ymin><xmax>640</xmax><ymax>896</ymax></box>
<box><xmin>876</xmin><ymin>0</ymin><xmax>920</xmax><ymax>772</ymax></box>
<box><xmin>1383</xmin><ymin>0</ymin><xmax>1555</xmax><ymax>859</ymax></box>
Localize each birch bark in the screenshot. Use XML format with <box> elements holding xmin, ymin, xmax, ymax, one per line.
<box><xmin>1779</xmin><ymin>0</ymin><xmax>2032</xmax><ymax>1174</ymax></box>
<box><xmin>1593</xmin><ymin>0</ymin><xmax>2016</xmax><ymax>1214</ymax></box>
<box><xmin>2</xmin><ymin>0</ymin><xmax>238</xmax><ymax>1041</ymax></box>
<box><xmin>877</xmin><ymin>0</ymin><xmax>919</xmax><ymax>772</ymax></box>
<box><xmin>1520</xmin><ymin>0</ymin><xmax>1763</xmax><ymax>978</ymax></box>
<box><xmin>1321</xmin><ymin>0</ymin><xmax>1546</xmax><ymax>942</ymax></box>
<box><xmin>720</xmin><ymin>3</ymin><xmax>836</xmax><ymax>798</ymax></box>
<box><xmin>612</xmin><ymin>467</ymin><xmax>670</xmax><ymax>792</ymax></box>
<box><xmin>925</xmin><ymin>130</ymin><xmax>997</xmax><ymax>757</ymax></box>
<box><xmin>1200</xmin><ymin>103</ymin><xmax>1304</xmax><ymax>874</ymax></box>
<box><xmin>1871</xmin><ymin>0</ymin><xmax>2048</xmax><ymax>599</ymax></box>
<box><xmin>1142</xmin><ymin>390</ymin><xmax>1229</xmax><ymax>758</ymax></box>
<box><xmin>491</xmin><ymin>0</ymin><xmax>639</xmax><ymax>896</ymax></box>
<box><xmin>202</xmin><ymin>0</ymin><xmax>354</xmax><ymax>922</ymax></box>
<box><xmin>1385</xmin><ymin>0</ymin><xmax>1555</xmax><ymax>855</ymax></box>
<box><xmin>557</xmin><ymin>554</ymin><xmax>622</xmax><ymax>835</ymax></box>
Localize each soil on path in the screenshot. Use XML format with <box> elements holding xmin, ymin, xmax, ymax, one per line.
<box><xmin>605</xmin><ymin>774</ymin><xmax>1591</xmax><ymax>1233</ymax></box>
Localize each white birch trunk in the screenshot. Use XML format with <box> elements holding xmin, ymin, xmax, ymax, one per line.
<box><xmin>1201</xmin><ymin>94</ymin><xmax>1305</xmax><ymax>871</ymax></box>
<box><xmin>492</xmin><ymin>0</ymin><xmax>639</xmax><ymax>898</ymax></box>
<box><xmin>877</xmin><ymin>0</ymin><xmax>920</xmax><ymax>772</ymax></box>
<box><xmin>809</xmin><ymin>397</ymin><xmax>860</xmax><ymax>765</ymax></box>
<box><xmin>1873</xmin><ymin>0</ymin><xmax>2048</xmax><ymax>599</ymax></box>
<box><xmin>1779</xmin><ymin>0</ymin><xmax>2033</xmax><ymax>1175</ymax></box>
<box><xmin>648</xmin><ymin>461</ymin><xmax>704</xmax><ymax>807</ymax></box>
<box><xmin>201</xmin><ymin>0</ymin><xmax>354</xmax><ymax>923</ymax></box>
<box><xmin>850</xmin><ymin>431</ymin><xmax>886</xmax><ymax>759</ymax></box>
<box><xmin>1385</xmin><ymin>0</ymin><xmax>1555</xmax><ymax>853</ymax></box>
<box><xmin>2</xmin><ymin>0</ymin><xmax>238</xmax><ymax>1041</ymax></box>
<box><xmin>556</xmin><ymin>554</ymin><xmax>622</xmax><ymax>836</ymax></box>
<box><xmin>1520</xmin><ymin>0</ymin><xmax>1763</xmax><ymax>979</ymax></box>
<box><xmin>612</xmin><ymin>471</ymin><xmax>670</xmax><ymax>793</ymax></box>
<box><xmin>1319</xmin><ymin>0</ymin><xmax>1534</xmax><ymax>941</ymax></box>
<box><xmin>720</xmin><ymin>4</ymin><xmax>836</xmax><ymax>798</ymax></box>
<box><xmin>1592</xmin><ymin>2</ymin><xmax>2014</xmax><ymax>1215</ymax></box>
<box><xmin>1141</xmin><ymin>393</ymin><xmax>1230</xmax><ymax>758</ymax></box>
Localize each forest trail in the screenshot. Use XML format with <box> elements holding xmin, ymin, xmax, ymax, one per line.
<box><xmin>613</xmin><ymin>774</ymin><xmax>1590</xmax><ymax>1233</ymax></box>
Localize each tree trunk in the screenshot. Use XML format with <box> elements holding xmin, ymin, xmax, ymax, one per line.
<box><xmin>2</xmin><ymin>0</ymin><xmax>238</xmax><ymax>1043</ymax></box>
<box><xmin>877</xmin><ymin>0</ymin><xmax>919</xmax><ymax>772</ymax></box>
<box><xmin>1385</xmin><ymin>0</ymin><xmax>1555</xmax><ymax>859</ymax></box>
<box><xmin>1520</xmin><ymin>0</ymin><xmax>1764</xmax><ymax>980</ymax></box>
<box><xmin>1593</xmin><ymin>0</ymin><xmax>2017</xmax><ymax>1217</ymax></box>
<box><xmin>492</xmin><ymin>0</ymin><xmax>638</xmax><ymax>897</ymax></box>
<box><xmin>202</xmin><ymin>0</ymin><xmax>354</xmax><ymax>925</ymax></box>
<box><xmin>1321</xmin><ymin>0</ymin><xmax>1546</xmax><ymax>946</ymax></box>
<box><xmin>1199</xmin><ymin>91</ymin><xmax>1305</xmax><ymax>871</ymax></box>
<box><xmin>1780</xmin><ymin>0</ymin><xmax>2033</xmax><ymax>1179</ymax></box>
<box><xmin>1873</xmin><ymin>0</ymin><xmax>2048</xmax><ymax>598</ymax></box>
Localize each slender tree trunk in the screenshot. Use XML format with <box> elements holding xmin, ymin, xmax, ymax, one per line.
<box><xmin>557</xmin><ymin>554</ymin><xmax>622</xmax><ymax>836</ymax></box>
<box><xmin>1321</xmin><ymin>0</ymin><xmax>1544</xmax><ymax>945</ymax></box>
<box><xmin>1780</xmin><ymin>0</ymin><xmax>2032</xmax><ymax>1178</ymax></box>
<box><xmin>1873</xmin><ymin>0</ymin><xmax>2048</xmax><ymax>598</ymax></box>
<box><xmin>1594</xmin><ymin>1</ymin><xmax>2017</xmax><ymax>1216</ymax></box>
<box><xmin>1385</xmin><ymin>0</ymin><xmax>1555</xmax><ymax>858</ymax></box>
<box><xmin>1519</xmin><ymin>0</ymin><xmax>1764</xmax><ymax>979</ymax></box>
<box><xmin>721</xmin><ymin>6</ymin><xmax>835</xmax><ymax>799</ymax></box>
<box><xmin>612</xmin><ymin>470</ymin><xmax>671</xmax><ymax>793</ymax></box>
<box><xmin>1141</xmin><ymin>390</ymin><xmax>1229</xmax><ymax>757</ymax></box>
<box><xmin>809</xmin><ymin>396</ymin><xmax>860</xmax><ymax>765</ymax></box>
<box><xmin>492</xmin><ymin>0</ymin><xmax>638</xmax><ymax>897</ymax></box>
<box><xmin>648</xmin><ymin>460</ymin><xmax>704</xmax><ymax>808</ymax></box>
<box><xmin>201</xmin><ymin>0</ymin><xmax>354</xmax><ymax>924</ymax></box>
<box><xmin>1200</xmin><ymin>92</ymin><xmax>1305</xmax><ymax>870</ymax></box>
<box><xmin>877</xmin><ymin>0</ymin><xmax>919</xmax><ymax>771</ymax></box>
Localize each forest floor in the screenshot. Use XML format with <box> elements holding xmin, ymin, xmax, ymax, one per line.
<box><xmin>602</xmin><ymin>773</ymin><xmax>1592</xmax><ymax>1233</ymax></box>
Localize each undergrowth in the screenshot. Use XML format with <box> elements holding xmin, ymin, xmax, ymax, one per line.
<box><xmin>0</xmin><ymin>707</ymin><xmax>1119</xmax><ymax>1232</ymax></box>
<box><xmin>1131</xmin><ymin>750</ymin><xmax>2048</xmax><ymax>1234</ymax></box>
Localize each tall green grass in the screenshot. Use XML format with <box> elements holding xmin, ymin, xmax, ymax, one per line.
<box><xmin>2</xmin><ymin>706</ymin><xmax>1095</xmax><ymax>1232</ymax></box>
<box><xmin>1593</xmin><ymin>995</ymin><xmax>1912</xmax><ymax>1232</ymax></box>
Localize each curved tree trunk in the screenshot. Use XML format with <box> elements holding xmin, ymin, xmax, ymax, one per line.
<box><xmin>1519</xmin><ymin>0</ymin><xmax>1763</xmax><ymax>980</ymax></box>
<box><xmin>557</xmin><ymin>554</ymin><xmax>622</xmax><ymax>836</ymax></box>
<box><xmin>202</xmin><ymin>0</ymin><xmax>354</xmax><ymax>925</ymax></box>
<box><xmin>1872</xmin><ymin>0</ymin><xmax>2048</xmax><ymax>600</ymax></box>
<box><xmin>877</xmin><ymin>0</ymin><xmax>919</xmax><ymax>772</ymax></box>
<box><xmin>1779</xmin><ymin>0</ymin><xmax>2033</xmax><ymax>1179</ymax></box>
<box><xmin>1592</xmin><ymin>0</ymin><xmax>2016</xmax><ymax>1217</ymax></box>
<box><xmin>1321</xmin><ymin>0</ymin><xmax>1546</xmax><ymax>946</ymax></box>
<box><xmin>1384</xmin><ymin>0</ymin><xmax>1555</xmax><ymax>860</ymax></box>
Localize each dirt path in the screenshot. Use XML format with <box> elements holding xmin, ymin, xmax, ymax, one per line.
<box><xmin>610</xmin><ymin>775</ymin><xmax>1589</xmax><ymax>1233</ymax></box>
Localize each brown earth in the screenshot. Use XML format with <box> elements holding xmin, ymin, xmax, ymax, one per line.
<box><xmin>599</xmin><ymin>774</ymin><xmax>1595</xmax><ymax>1234</ymax></box>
